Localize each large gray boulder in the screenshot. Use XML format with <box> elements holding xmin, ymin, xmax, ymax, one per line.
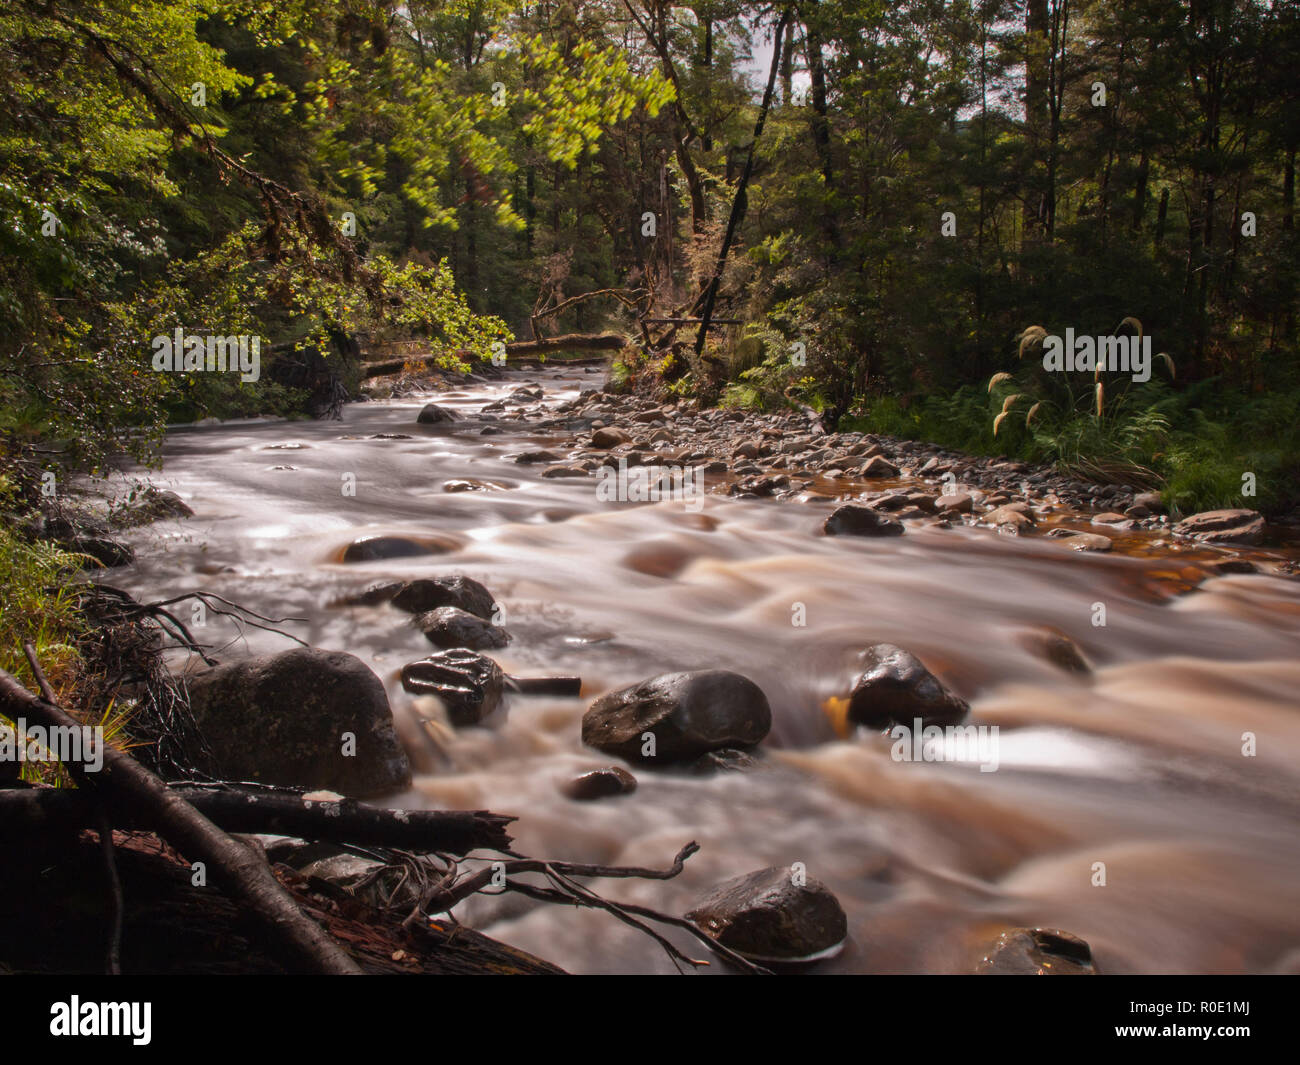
<box><xmin>183</xmin><ymin>648</ymin><xmax>410</xmax><ymax>798</ymax></box>
<box><xmin>582</xmin><ymin>670</ymin><xmax>771</xmax><ymax>764</ymax></box>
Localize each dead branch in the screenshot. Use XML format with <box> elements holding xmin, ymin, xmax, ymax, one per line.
<box><xmin>0</xmin><ymin>784</ymin><xmax>515</xmax><ymax>856</ymax></box>
<box><xmin>361</xmin><ymin>333</ymin><xmax>627</xmax><ymax>379</ymax></box>
<box><xmin>0</xmin><ymin>665</ymin><xmax>362</xmax><ymax>975</ymax></box>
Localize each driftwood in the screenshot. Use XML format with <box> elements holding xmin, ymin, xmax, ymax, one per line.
<box><xmin>0</xmin><ymin>784</ymin><xmax>514</xmax><ymax>855</ymax></box>
<box><xmin>361</xmin><ymin>332</ymin><xmax>627</xmax><ymax>379</ymax></box>
<box><xmin>0</xmin><ymin>664</ymin><xmax>362</xmax><ymax>975</ymax></box>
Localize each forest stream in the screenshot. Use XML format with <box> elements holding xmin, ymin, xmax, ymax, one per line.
<box><xmin>102</xmin><ymin>366</ymin><xmax>1300</xmax><ymax>975</ymax></box>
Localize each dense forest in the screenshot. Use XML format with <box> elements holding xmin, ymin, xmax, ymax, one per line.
<box><xmin>3</xmin><ymin>0</ymin><xmax>1297</xmax><ymax>509</ymax></box>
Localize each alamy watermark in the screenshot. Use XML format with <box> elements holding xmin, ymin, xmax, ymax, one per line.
<box><xmin>1041</xmin><ymin>327</ymin><xmax>1152</xmax><ymax>383</ymax></box>
<box><xmin>151</xmin><ymin>328</ymin><xmax>261</xmax><ymax>383</ymax></box>
<box><xmin>889</xmin><ymin>718</ymin><xmax>1000</xmax><ymax>773</ymax></box>
<box><xmin>0</xmin><ymin>718</ymin><xmax>104</xmax><ymax>772</ymax></box>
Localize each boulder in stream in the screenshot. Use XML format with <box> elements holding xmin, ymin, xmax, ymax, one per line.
<box><xmin>823</xmin><ymin>504</ymin><xmax>904</xmax><ymax>538</ymax></box>
<box><xmin>391</xmin><ymin>576</ymin><xmax>498</xmax><ymax>620</ymax></box>
<box><xmin>976</xmin><ymin>927</ymin><xmax>1098</xmax><ymax>974</ymax></box>
<box><xmin>182</xmin><ymin>647</ymin><xmax>411</xmax><ymax>798</ymax></box>
<box><xmin>416</xmin><ymin>403</ymin><xmax>459</xmax><ymax>425</ymax></box>
<box><xmin>561</xmin><ymin>766</ymin><xmax>638</xmax><ymax>801</ymax></box>
<box><xmin>415</xmin><ymin>606</ymin><xmax>510</xmax><ymax>650</ymax></box>
<box><xmin>847</xmin><ymin>644</ymin><xmax>969</xmax><ymax>729</ymax></box>
<box><xmin>686</xmin><ymin>866</ymin><xmax>848</xmax><ymax>966</ymax></box>
<box><xmin>581</xmin><ymin>670</ymin><xmax>771</xmax><ymax>764</ymax></box>
<box><xmin>401</xmin><ymin>649</ymin><xmax>505</xmax><ymax>725</ymax></box>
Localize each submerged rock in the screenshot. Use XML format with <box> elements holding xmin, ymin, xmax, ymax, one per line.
<box><xmin>183</xmin><ymin>647</ymin><xmax>411</xmax><ymax>798</ymax></box>
<box><xmin>401</xmin><ymin>649</ymin><xmax>505</xmax><ymax>725</ymax></box>
<box><xmin>561</xmin><ymin>766</ymin><xmax>638</xmax><ymax>801</ymax></box>
<box><xmin>976</xmin><ymin>928</ymin><xmax>1098</xmax><ymax>975</ymax></box>
<box><xmin>339</xmin><ymin>534</ymin><xmax>459</xmax><ymax>562</ymax></box>
<box><xmin>581</xmin><ymin>670</ymin><xmax>771</xmax><ymax>764</ymax></box>
<box><xmin>686</xmin><ymin>866</ymin><xmax>848</xmax><ymax>965</ymax></box>
<box><xmin>415</xmin><ymin>606</ymin><xmax>510</xmax><ymax>650</ymax></box>
<box><xmin>1017</xmin><ymin>628</ymin><xmax>1092</xmax><ymax>674</ymax></box>
<box><xmin>848</xmin><ymin>644</ymin><xmax>969</xmax><ymax>729</ymax></box>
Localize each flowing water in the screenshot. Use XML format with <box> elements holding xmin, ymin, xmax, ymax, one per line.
<box><xmin>109</xmin><ymin>368</ymin><xmax>1300</xmax><ymax>974</ymax></box>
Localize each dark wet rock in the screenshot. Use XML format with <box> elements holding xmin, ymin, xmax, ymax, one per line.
<box><xmin>858</xmin><ymin>455</ymin><xmax>900</xmax><ymax>478</ymax></box>
<box><xmin>369</xmin><ymin>433</ymin><xmax>411</xmax><ymax>440</ymax></box>
<box><xmin>591</xmin><ymin>427</ymin><xmax>631</xmax><ymax>449</ymax></box>
<box><xmin>977</xmin><ymin>928</ymin><xmax>1098</xmax><ymax>975</ymax></box>
<box><xmin>1207</xmin><ymin>558</ymin><xmax>1258</xmax><ymax>576</ymax></box>
<box><xmin>541</xmin><ymin>464</ymin><xmax>590</xmax><ymax>479</ymax></box>
<box><xmin>340</xmin><ymin>534</ymin><xmax>458</xmax><ymax>562</ymax></box>
<box><xmin>1174</xmin><ymin>508</ymin><xmax>1265</xmax><ymax>546</ymax></box>
<box><xmin>1132</xmin><ymin>491</ymin><xmax>1165</xmax><ymax>514</ymax></box>
<box><xmin>416</xmin><ymin>403</ymin><xmax>459</xmax><ymax>425</ymax></box>
<box><xmin>415</xmin><ymin>606</ymin><xmax>510</xmax><ymax>650</ymax></box>
<box><xmin>1018</xmin><ymin>629</ymin><xmax>1092</xmax><ymax>674</ymax></box>
<box><xmin>183</xmin><ymin>647</ymin><xmax>411</xmax><ymax>798</ymax></box>
<box><xmin>331</xmin><ymin>581</ymin><xmax>404</xmax><ymax>607</ymax></box>
<box><xmin>401</xmin><ymin>649</ymin><xmax>505</xmax><ymax>726</ymax></box>
<box><xmin>391</xmin><ymin>576</ymin><xmax>497</xmax><ymax>620</ymax></box>
<box><xmin>561</xmin><ymin>766</ymin><xmax>638</xmax><ymax>801</ymax></box>
<box><xmin>686</xmin><ymin>866</ymin><xmax>848</xmax><ymax>965</ymax></box>
<box><xmin>823</xmin><ymin>504</ymin><xmax>904</xmax><ymax>538</ymax></box>
<box><xmin>110</xmin><ymin>488</ymin><xmax>194</xmax><ymax>527</ymax></box>
<box><xmin>848</xmin><ymin>644</ymin><xmax>969</xmax><ymax>729</ymax></box>
<box><xmin>514</xmin><ymin>450</ymin><xmax>563</xmax><ymax>464</ymax></box>
<box><xmin>582</xmin><ymin>670</ymin><xmax>771</xmax><ymax>764</ymax></box>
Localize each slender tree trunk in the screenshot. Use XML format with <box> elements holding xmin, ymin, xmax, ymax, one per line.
<box><xmin>694</xmin><ymin>7</ymin><xmax>793</xmax><ymax>358</ymax></box>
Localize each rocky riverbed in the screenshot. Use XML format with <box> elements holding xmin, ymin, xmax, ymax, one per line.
<box><xmin>90</xmin><ymin>364</ymin><xmax>1300</xmax><ymax>974</ymax></box>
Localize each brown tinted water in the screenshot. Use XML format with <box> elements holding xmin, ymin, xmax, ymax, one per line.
<box><xmin>111</xmin><ymin>368</ymin><xmax>1300</xmax><ymax>974</ymax></box>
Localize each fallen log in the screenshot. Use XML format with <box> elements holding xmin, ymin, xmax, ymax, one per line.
<box><xmin>0</xmin><ymin>830</ymin><xmax>563</xmax><ymax>974</ymax></box>
<box><xmin>0</xmin><ymin>784</ymin><xmax>514</xmax><ymax>855</ymax></box>
<box><xmin>361</xmin><ymin>332</ymin><xmax>627</xmax><ymax>379</ymax></box>
<box><xmin>0</xmin><ymin>665</ymin><xmax>362</xmax><ymax>975</ymax></box>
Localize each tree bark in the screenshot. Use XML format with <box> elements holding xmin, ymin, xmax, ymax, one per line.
<box><xmin>0</xmin><ymin>785</ymin><xmax>514</xmax><ymax>855</ymax></box>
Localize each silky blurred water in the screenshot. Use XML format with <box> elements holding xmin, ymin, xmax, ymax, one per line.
<box><xmin>107</xmin><ymin>368</ymin><xmax>1300</xmax><ymax>974</ymax></box>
